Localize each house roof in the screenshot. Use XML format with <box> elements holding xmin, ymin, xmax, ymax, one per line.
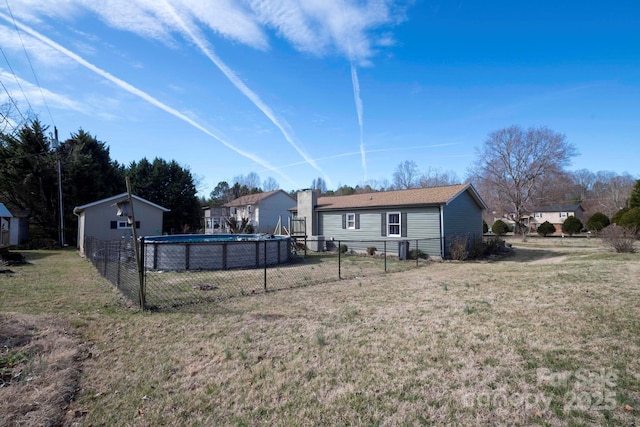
<box><xmin>532</xmin><ymin>204</ymin><xmax>584</xmax><ymax>213</ymax></box>
<box><xmin>73</xmin><ymin>193</ymin><xmax>170</xmax><ymax>214</ymax></box>
<box><xmin>313</xmin><ymin>183</ymin><xmax>487</xmax><ymax>211</ymax></box>
<box><xmin>224</xmin><ymin>190</ymin><xmax>293</xmax><ymax>207</ymax></box>
<box><xmin>0</xmin><ymin>203</ymin><xmax>13</xmax><ymax>218</ymax></box>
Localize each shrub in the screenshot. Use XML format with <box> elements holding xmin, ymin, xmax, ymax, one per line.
<box><xmin>585</xmin><ymin>212</ymin><xmax>610</xmax><ymax>233</ymax></box>
<box><xmin>483</xmin><ymin>237</ymin><xmax>506</xmax><ymax>255</ymax></box>
<box><xmin>491</xmin><ymin>220</ymin><xmax>509</xmax><ymax>236</ymax></box>
<box><xmin>448</xmin><ymin>235</ymin><xmax>469</xmax><ymax>260</ymax></box>
<box><xmin>561</xmin><ymin>216</ymin><xmax>583</xmax><ymax>235</ymax></box>
<box><xmin>339</xmin><ymin>244</ymin><xmax>348</xmax><ymax>253</ymax></box>
<box><xmin>482</xmin><ymin>220</ymin><xmax>489</xmax><ymax>234</ymax></box>
<box><xmin>408</xmin><ymin>248</ymin><xmax>427</xmax><ymax>260</ymax></box>
<box><xmin>601</xmin><ymin>224</ymin><xmax>637</xmax><ymax>253</ymax></box>
<box><xmin>537</xmin><ymin>221</ymin><xmax>556</xmax><ymax>237</ymax></box>
<box><xmin>611</xmin><ymin>207</ymin><xmax>630</xmax><ymax>225</ymax></box>
<box><xmin>619</xmin><ymin>207</ymin><xmax>640</xmax><ymax>232</ymax></box>
<box><xmin>366</xmin><ymin>246</ymin><xmax>377</xmax><ymax>256</ymax></box>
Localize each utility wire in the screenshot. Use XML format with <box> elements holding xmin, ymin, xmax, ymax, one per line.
<box><xmin>0</xmin><ymin>48</ymin><xmax>28</xmax><ymax>123</ymax></box>
<box><xmin>5</xmin><ymin>0</ymin><xmax>55</xmax><ymax>127</ymax></box>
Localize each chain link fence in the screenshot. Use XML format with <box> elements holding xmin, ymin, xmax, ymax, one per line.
<box><xmin>85</xmin><ymin>235</ymin><xmax>478</xmax><ymax>311</ymax></box>
<box><xmin>85</xmin><ymin>236</ymin><xmax>141</xmax><ymax>304</ymax></box>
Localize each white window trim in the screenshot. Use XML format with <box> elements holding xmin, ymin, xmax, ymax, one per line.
<box><xmin>117</xmin><ymin>221</ymin><xmax>132</xmax><ymax>230</ymax></box>
<box><xmin>387</xmin><ymin>212</ymin><xmax>401</xmax><ymax>237</ymax></box>
<box><xmin>559</xmin><ymin>212</ymin><xmax>569</xmax><ymax>218</ymax></box>
<box><xmin>346</xmin><ymin>213</ymin><xmax>356</xmax><ymax>230</ymax></box>
<box><xmin>534</xmin><ymin>212</ymin><xmax>542</xmax><ymax>218</ymax></box>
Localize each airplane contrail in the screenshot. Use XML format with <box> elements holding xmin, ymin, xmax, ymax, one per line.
<box><xmin>159</xmin><ymin>1</ymin><xmax>333</xmax><ymax>188</ymax></box>
<box><xmin>350</xmin><ymin>62</ymin><xmax>367</xmax><ymax>181</ymax></box>
<box><xmin>0</xmin><ymin>12</ymin><xmax>297</xmax><ymax>187</ymax></box>
<box><xmin>269</xmin><ymin>142</ymin><xmax>462</xmax><ymax>171</ymax></box>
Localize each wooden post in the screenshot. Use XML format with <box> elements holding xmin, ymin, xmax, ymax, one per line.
<box><xmin>125</xmin><ymin>177</ymin><xmax>145</xmax><ymax>310</ymax></box>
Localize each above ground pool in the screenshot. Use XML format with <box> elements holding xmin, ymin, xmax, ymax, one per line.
<box><xmin>143</xmin><ymin>234</ymin><xmax>291</xmax><ymax>271</ymax></box>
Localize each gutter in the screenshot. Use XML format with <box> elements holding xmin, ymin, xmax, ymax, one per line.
<box><xmin>439</xmin><ymin>205</ymin><xmax>445</xmax><ymax>258</ymax></box>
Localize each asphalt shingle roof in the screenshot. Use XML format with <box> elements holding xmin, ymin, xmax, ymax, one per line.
<box><xmin>314</xmin><ymin>183</ymin><xmax>483</xmax><ymax>210</ymax></box>
<box><xmin>224</xmin><ymin>190</ymin><xmax>289</xmax><ymax>207</ymax></box>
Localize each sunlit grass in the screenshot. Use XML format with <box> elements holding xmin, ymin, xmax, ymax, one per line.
<box><xmin>0</xmin><ymin>238</ymin><xmax>639</xmax><ymax>425</ymax></box>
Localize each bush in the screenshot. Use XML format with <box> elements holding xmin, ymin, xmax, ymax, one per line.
<box><xmin>585</xmin><ymin>212</ymin><xmax>610</xmax><ymax>233</ymax></box>
<box><xmin>561</xmin><ymin>216</ymin><xmax>583</xmax><ymax>236</ymax></box>
<box><xmin>612</xmin><ymin>207</ymin><xmax>630</xmax><ymax>225</ymax></box>
<box><xmin>482</xmin><ymin>220</ymin><xmax>489</xmax><ymax>234</ymax></box>
<box><xmin>491</xmin><ymin>220</ymin><xmax>509</xmax><ymax>236</ymax></box>
<box><xmin>366</xmin><ymin>246</ymin><xmax>377</xmax><ymax>256</ymax></box>
<box><xmin>408</xmin><ymin>248</ymin><xmax>427</xmax><ymax>260</ymax></box>
<box><xmin>339</xmin><ymin>244</ymin><xmax>348</xmax><ymax>253</ymax></box>
<box><xmin>483</xmin><ymin>237</ymin><xmax>506</xmax><ymax>255</ymax></box>
<box><xmin>601</xmin><ymin>224</ymin><xmax>637</xmax><ymax>253</ymax></box>
<box><xmin>536</xmin><ymin>221</ymin><xmax>556</xmax><ymax>237</ymax></box>
<box><xmin>448</xmin><ymin>235</ymin><xmax>469</xmax><ymax>261</ymax></box>
<box><xmin>619</xmin><ymin>207</ymin><xmax>640</xmax><ymax>232</ymax></box>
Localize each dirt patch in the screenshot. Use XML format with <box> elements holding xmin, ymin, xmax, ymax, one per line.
<box><xmin>0</xmin><ymin>313</ymin><xmax>85</xmax><ymax>427</ymax></box>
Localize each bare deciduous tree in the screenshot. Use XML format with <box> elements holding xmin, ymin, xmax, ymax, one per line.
<box><xmin>262</xmin><ymin>177</ymin><xmax>279</xmax><ymax>191</ymax></box>
<box><xmin>418</xmin><ymin>167</ymin><xmax>460</xmax><ymax>188</ymax></box>
<box><xmin>392</xmin><ymin>160</ymin><xmax>420</xmax><ymax>189</ymax></box>
<box><xmin>471</xmin><ymin>125</ymin><xmax>578</xmax><ymax>236</ymax></box>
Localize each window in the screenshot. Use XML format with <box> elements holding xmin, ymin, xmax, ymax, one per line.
<box><xmin>346</xmin><ymin>213</ymin><xmax>356</xmax><ymax>229</ymax></box>
<box><xmin>559</xmin><ymin>212</ymin><xmax>569</xmax><ymax>218</ymax></box>
<box><xmin>342</xmin><ymin>213</ymin><xmax>359</xmax><ymax>230</ymax></box>
<box><xmin>534</xmin><ymin>212</ymin><xmax>542</xmax><ymax>218</ymax></box>
<box><xmin>110</xmin><ymin>220</ymin><xmax>140</xmax><ymax>229</ymax></box>
<box><xmin>387</xmin><ymin>212</ymin><xmax>401</xmax><ymax>237</ymax></box>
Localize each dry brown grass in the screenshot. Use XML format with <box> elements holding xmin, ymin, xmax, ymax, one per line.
<box><xmin>0</xmin><ymin>313</ymin><xmax>84</xmax><ymax>427</ymax></box>
<box><xmin>1</xmin><ymin>239</ymin><xmax>639</xmax><ymax>426</ymax></box>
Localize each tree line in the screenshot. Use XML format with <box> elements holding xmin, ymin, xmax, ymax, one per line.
<box><xmin>0</xmin><ymin>120</ymin><xmax>202</xmax><ymax>245</ymax></box>
<box><xmin>2</xmin><ymin>120</ymin><xmax>638</xmax><ymax>247</ymax></box>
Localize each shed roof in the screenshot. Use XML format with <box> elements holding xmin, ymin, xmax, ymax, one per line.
<box><xmin>73</xmin><ymin>193</ymin><xmax>170</xmax><ymax>214</ymax></box>
<box><xmin>224</xmin><ymin>190</ymin><xmax>294</xmax><ymax>207</ymax></box>
<box><xmin>0</xmin><ymin>203</ymin><xmax>13</xmax><ymax>218</ymax></box>
<box><xmin>313</xmin><ymin>183</ymin><xmax>486</xmax><ymax>211</ymax></box>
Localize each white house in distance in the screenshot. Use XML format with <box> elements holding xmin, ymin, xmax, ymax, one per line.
<box><xmin>73</xmin><ymin>193</ymin><xmax>169</xmax><ymax>256</ymax></box>
<box><xmin>203</xmin><ymin>190</ymin><xmax>296</xmax><ymax>234</ymax></box>
<box><xmin>526</xmin><ymin>204</ymin><xmax>585</xmax><ymax>234</ymax></box>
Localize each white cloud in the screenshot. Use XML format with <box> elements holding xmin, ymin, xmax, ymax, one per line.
<box><xmin>0</xmin><ymin>68</ymin><xmax>86</xmax><ymax>113</ymax></box>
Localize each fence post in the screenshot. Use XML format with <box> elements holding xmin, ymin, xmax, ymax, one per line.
<box><xmin>416</xmin><ymin>239</ymin><xmax>419</xmax><ymax>267</ymax></box>
<box><xmin>140</xmin><ymin>237</ymin><xmax>146</xmax><ymax>309</ymax></box>
<box><xmin>338</xmin><ymin>240</ymin><xmax>341</xmax><ymax>279</ymax></box>
<box><xmin>263</xmin><ymin>239</ymin><xmax>267</xmax><ymax>291</ymax></box>
<box><xmin>103</xmin><ymin>241</ymin><xmax>108</xmax><ymax>276</ymax></box>
<box><xmin>384</xmin><ymin>240</ymin><xmax>387</xmax><ymax>272</ymax></box>
<box><xmin>117</xmin><ymin>240</ymin><xmax>122</xmax><ymax>288</ymax></box>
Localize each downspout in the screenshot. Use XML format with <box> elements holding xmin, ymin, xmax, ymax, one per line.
<box><xmin>439</xmin><ymin>204</ymin><xmax>445</xmax><ymax>258</ymax></box>
<box><xmin>73</xmin><ymin>208</ymin><xmax>83</xmax><ymax>255</ymax></box>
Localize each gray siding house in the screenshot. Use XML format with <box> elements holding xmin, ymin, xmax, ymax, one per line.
<box><xmin>295</xmin><ymin>183</ymin><xmax>487</xmax><ymax>259</ymax></box>
<box><xmin>73</xmin><ymin>193</ymin><xmax>169</xmax><ymax>256</ymax></box>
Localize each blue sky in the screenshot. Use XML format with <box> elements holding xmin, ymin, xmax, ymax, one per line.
<box><xmin>1</xmin><ymin>1</ymin><xmax>638</xmax><ymax>195</ymax></box>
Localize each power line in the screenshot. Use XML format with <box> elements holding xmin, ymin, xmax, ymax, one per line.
<box><xmin>5</xmin><ymin>0</ymin><xmax>55</xmax><ymax>127</ymax></box>
<box><xmin>0</xmin><ymin>49</ymin><xmax>28</xmax><ymax>123</ymax></box>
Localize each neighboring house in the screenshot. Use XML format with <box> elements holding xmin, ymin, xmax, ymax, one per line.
<box><xmin>0</xmin><ymin>203</ymin><xmax>12</xmax><ymax>249</ymax></box>
<box><xmin>526</xmin><ymin>204</ymin><xmax>585</xmax><ymax>234</ymax></box>
<box><xmin>293</xmin><ymin>183</ymin><xmax>487</xmax><ymax>259</ymax></box>
<box><xmin>203</xmin><ymin>206</ymin><xmax>227</xmax><ymax>234</ymax></box>
<box><xmin>73</xmin><ymin>193</ymin><xmax>170</xmax><ymax>256</ymax></box>
<box><xmin>219</xmin><ymin>190</ymin><xmax>296</xmax><ymax>233</ymax></box>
